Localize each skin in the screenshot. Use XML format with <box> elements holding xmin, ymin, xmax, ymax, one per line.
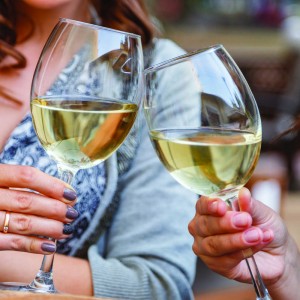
<box><xmin>0</xmin><ymin>0</ymin><xmax>93</xmax><ymax>295</ymax></box>
<box><xmin>188</xmin><ymin>187</ymin><xmax>300</xmax><ymax>299</ymax></box>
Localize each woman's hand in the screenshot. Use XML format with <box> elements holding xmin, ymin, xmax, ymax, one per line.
<box><xmin>0</xmin><ymin>164</ymin><xmax>78</xmax><ymax>254</ymax></box>
<box><xmin>188</xmin><ymin>187</ymin><xmax>293</xmax><ymax>289</ymax></box>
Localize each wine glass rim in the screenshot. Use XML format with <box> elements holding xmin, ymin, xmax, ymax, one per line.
<box><xmin>59</xmin><ymin>18</ymin><xmax>142</xmax><ymax>40</ymax></box>
<box><xmin>144</xmin><ymin>44</ymin><xmax>224</xmax><ymax>74</ymax></box>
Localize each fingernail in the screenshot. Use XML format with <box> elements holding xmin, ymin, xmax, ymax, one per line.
<box><xmin>243</xmin><ymin>229</ymin><xmax>261</xmax><ymax>243</ymax></box>
<box><xmin>210</xmin><ymin>201</ymin><xmax>218</xmax><ymax>213</ymax></box>
<box><xmin>41</xmin><ymin>243</ymin><xmax>56</xmax><ymax>253</ymax></box>
<box><xmin>63</xmin><ymin>223</ymin><xmax>74</xmax><ymax>235</ymax></box>
<box><xmin>66</xmin><ymin>206</ymin><xmax>79</xmax><ymax>219</ymax></box>
<box><xmin>263</xmin><ymin>230</ymin><xmax>273</xmax><ymax>243</ymax></box>
<box><xmin>233</xmin><ymin>213</ymin><xmax>250</xmax><ymax>228</ymax></box>
<box><xmin>63</xmin><ymin>188</ymin><xmax>77</xmax><ymax>201</ymax></box>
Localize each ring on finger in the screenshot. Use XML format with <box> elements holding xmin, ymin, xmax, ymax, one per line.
<box><xmin>3</xmin><ymin>211</ymin><xmax>10</xmax><ymax>234</ymax></box>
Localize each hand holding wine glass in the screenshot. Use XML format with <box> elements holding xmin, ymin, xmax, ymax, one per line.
<box><xmin>144</xmin><ymin>45</ymin><xmax>272</xmax><ymax>299</ymax></box>
<box><xmin>0</xmin><ymin>163</ymin><xmax>78</xmax><ymax>252</ymax></box>
<box><xmin>189</xmin><ymin>187</ymin><xmax>299</xmax><ymax>300</ymax></box>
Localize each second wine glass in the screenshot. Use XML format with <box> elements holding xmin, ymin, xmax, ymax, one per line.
<box><xmin>0</xmin><ymin>18</ymin><xmax>143</xmax><ymax>293</ymax></box>
<box><xmin>144</xmin><ymin>45</ymin><xmax>272</xmax><ymax>300</ymax></box>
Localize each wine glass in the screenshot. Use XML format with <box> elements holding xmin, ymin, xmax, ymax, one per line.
<box><xmin>144</xmin><ymin>45</ymin><xmax>272</xmax><ymax>300</ymax></box>
<box><xmin>0</xmin><ymin>18</ymin><xmax>143</xmax><ymax>293</ymax></box>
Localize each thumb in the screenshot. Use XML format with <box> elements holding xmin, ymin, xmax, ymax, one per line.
<box><xmin>238</xmin><ymin>187</ymin><xmax>275</xmax><ymax>227</ymax></box>
<box><xmin>238</xmin><ymin>187</ymin><xmax>252</xmax><ymax>212</ymax></box>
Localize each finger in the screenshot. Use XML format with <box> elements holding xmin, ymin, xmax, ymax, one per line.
<box><xmin>0</xmin><ymin>233</ymin><xmax>57</xmax><ymax>254</ymax></box>
<box><xmin>192</xmin><ymin>227</ymin><xmax>264</xmax><ymax>257</ymax></box>
<box><xmin>0</xmin><ymin>164</ymin><xmax>77</xmax><ymax>204</ymax></box>
<box><xmin>0</xmin><ymin>188</ymin><xmax>78</xmax><ymax>222</ymax></box>
<box><xmin>199</xmin><ymin>253</ymin><xmax>252</xmax><ymax>283</ymax></box>
<box><xmin>238</xmin><ymin>187</ymin><xmax>252</xmax><ymax>212</ymax></box>
<box><xmin>239</xmin><ymin>187</ymin><xmax>278</xmax><ymax>228</ymax></box>
<box><xmin>195</xmin><ymin>196</ymin><xmax>228</xmax><ymax>216</ymax></box>
<box><xmin>199</xmin><ymin>231</ymin><xmax>274</xmax><ymax>283</ymax></box>
<box><xmin>0</xmin><ymin>211</ymin><xmax>74</xmax><ymax>239</ymax></box>
<box><xmin>189</xmin><ymin>211</ymin><xmax>252</xmax><ymax>237</ymax></box>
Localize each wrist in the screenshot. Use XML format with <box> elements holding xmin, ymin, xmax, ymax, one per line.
<box><xmin>266</xmin><ymin>235</ymin><xmax>300</xmax><ymax>299</ymax></box>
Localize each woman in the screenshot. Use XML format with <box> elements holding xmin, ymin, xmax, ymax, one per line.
<box><xmin>188</xmin><ymin>186</ymin><xmax>300</xmax><ymax>299</ymax></box>
<box><xmin>0</xmin><ymin>0</ymin><xmax>197</xmax><ymax>298</ymax></box>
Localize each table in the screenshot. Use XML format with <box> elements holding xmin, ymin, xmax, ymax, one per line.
<box><xmin>0</xmin><ymin>290</ymin><xmax>101</xmax><ymax>299</ymax></box>
<box><xmin>199</xmin><ymin>287</ymin><xmax>255</xmax><ymax>300</ymax></box>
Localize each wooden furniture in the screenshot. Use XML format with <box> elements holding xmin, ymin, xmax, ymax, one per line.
<box><xmin>197</xmin><ymin>287</ymin><xmax>256</xmax><ymax>300</ymax></box>
<box><xmin>0</xmin><ymin>291</ymin><xmax>102</xmax><ymax>299</ymax></box>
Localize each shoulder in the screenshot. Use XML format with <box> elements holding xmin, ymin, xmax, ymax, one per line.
<box><xmin>154</xmin><ymin>38</ymin><xmax>186</xmax><ymax>58</ymax></box>
<box><xmin>144</xmin><ymin>38</ymin><xmax>186</xmax><ymax>68</ymax></box>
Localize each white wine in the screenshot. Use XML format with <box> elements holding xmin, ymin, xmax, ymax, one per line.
<box><xmin>31</xmin><ymin>97</ymin><xmax>138</xmax><ymax>170</ymax></box>
<box><xmin>150</xmin><ymin>128</ymin><xmax>261</xmax><ymax>198</ymax></box>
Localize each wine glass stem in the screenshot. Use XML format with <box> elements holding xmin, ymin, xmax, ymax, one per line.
<box><xmin>28</xmin><ymin>166</ymin><xmax>75</xmax><ymax>293</ymax></box>
<box><xmin>28</xmin><ymin>239</ymin><xmax>57</xmax><ymax>293</ymax></box>
<box><xmin>226</xmin><ymin>196</ymin><xmax>273</xmax><ymax>300</ymax></box>
<box><xmin>58</xmin><ymin>167</ymin><xmax>75</xmax><ymax>184</ymax></box>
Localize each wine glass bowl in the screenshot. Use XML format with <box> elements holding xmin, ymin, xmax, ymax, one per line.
<box><xmin>31</xmin><ymin>95</ymin><xmax>139</xmax><ymax>172</ymax></box>
<box><xmin>144</xmin><ymin>45</ymin><xmax>271</xmax><ymax>299</ymax></box>
<box><xmin>31</xmin><ymin>19</ymin><xmax>143</xmax><ymax>176</ymax></box>
<box><xmin>144</xmin><ymin>45</ymin><xmax>262</xmax><ymax>201</ymax></box>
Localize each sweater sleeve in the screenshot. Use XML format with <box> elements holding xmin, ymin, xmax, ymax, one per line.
<box><xmin>88</xmin><ymin>39</ymin><xmax>198</xmax><ymax>300</ymax></box>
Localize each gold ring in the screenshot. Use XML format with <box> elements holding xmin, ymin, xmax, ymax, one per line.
<box><xmin>3</xmin><ymin>211</ymin><xmax>10</xmax><ymax>234</ymax></box>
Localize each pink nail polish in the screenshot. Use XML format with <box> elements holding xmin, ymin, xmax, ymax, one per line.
<box><xmin>244</xmin><ymin>229</ymin><xmax>261</xmax><ymax>243</ymax></box>
<box><xmin>210</xmin><ymin>201</ymin><xmax>218</xmax><ymax>213</ymax></box>
<box><xmin>233</xmin><ymin>213</ymin><xmax>249</xmax><ymax>228</ymax></box>
<box><xmin>262</xmin><ymin>230</ymin><xmax>273</xmax><ymax>242</ymax></box>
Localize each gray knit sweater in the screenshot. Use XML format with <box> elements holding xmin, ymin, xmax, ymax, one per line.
<box><xmin>0</xmin><ymin>39</ymin><xmax>197</xmax><ymax>299</ymax></box>
<box><xmin>82</xmin><ymin>39</ymin><xmax>198</xmax><ymax>299</ymax></box>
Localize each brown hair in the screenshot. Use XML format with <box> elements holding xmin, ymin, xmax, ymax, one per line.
<box><xmin>0</xmin><ymin>0</ymin><xmax>26</xmax><ymax>68</ymax></box>
<box><xmin>0</xmin><ymin>0</ymin><xmax>156</xmax><ymax>69</ymax></box>
<box><xmin>275</xmin><ymin>116</ymin><xmax>300</xmax><ymax>140</ymax></box>
<box><xmin>93</xmin><ymin>0</ymin><xmax>156</xmax><ymax>45</ymax></box>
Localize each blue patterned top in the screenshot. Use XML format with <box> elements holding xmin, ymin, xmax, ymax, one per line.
<box><xmin>0</xmin><ymin>43</ymin><xmax>141</xmax><ymax>255</ymax></box>
<box><xmin>0</xmin><ymin>113</ymin><xmax>107</xmax><ymax>255</ymax></box>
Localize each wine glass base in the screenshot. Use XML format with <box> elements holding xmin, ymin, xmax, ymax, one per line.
<box><xmin>0</xmin><ymin>281</ymin><xmax>57</xmax><ymax>293</ymax></box>
<box><xmin>0</xmin><ymin>282</ymin><xmax>28</xmax><ymax>291</ymax></box>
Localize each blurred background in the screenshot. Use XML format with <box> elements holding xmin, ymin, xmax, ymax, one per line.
<box><xmin>145</xmin><ymin>0</ymin><xmax>300</xmax><ymax>299</ymax></box>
